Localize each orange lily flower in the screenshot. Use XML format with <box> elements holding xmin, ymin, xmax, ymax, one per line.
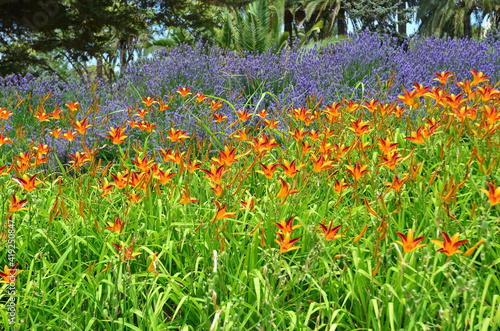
<box><xmin>34</xmin><ymin>110</ymin><xmax>51</xmax><ymax>122</ymax></box>
<box><xmin>404</xmin><ymin>127</ymin><xmax>427</xmax><ymax>144</ymax></box>
<box><xmin>211</xmin><ymin>113</ymin><xmax>227</xmax><ymax>123</ymax></box>
<box><xmin>257</xmin><ymin>109</ymin><xmax>270</xmax><ymax>119</ymax></box>
<box><xmin>311</xmin><ymin>154</ymin><xmax>334</xmax><ymax>173</ymax></box>
<box><xmin>71</xmin><ymin>117</ymin><xmax>92</xmax><ymax>135</ymax></box>
<box><xmin>166</xmin><ymin>127</ymin><xmax>190</xmax><ymax>143</ymax></box>
<box><xmin>381</xmin><ymin>152</ymin><xmax>403</xmax><ymax>170</ymax></box>
<box><xmin>93</xmin><ymin>178</ymin><xmax>114</xmax><ymax>201</ymax></box>
<box><xmin>185</xmin><ymin>159</ymin><xmax>202</xmax><ymax>173</ymax></box>
<box><xmin>112</xmin><ymin>242</ymin><xmax>141</xmax><ymax>261</ymax></box>
<box><xmin>49</xmin><ymin>107</ymin><xmax>63</xmax><ymax>120</ymax></box>
<box><xmin>397</xmin><ymin>89</ymin><xmax>418</xmax><ymax>107</ymax></box>
<box><xmin>309</xmin><ymin>129</ymin><xmax>320</xmax><ymax>141</ymax></box>
<box><xmin>0</xmin><ymin>108</ymin><xmax>13</xmax><ymax>120</ymax></box>
<box><xmin>195</xmin><ymin>93</ymin><xmax>207</xmax><ymax>103</ymax></box>
<box><xmin>333</xmin><ymin>178</ymin><xmax>349</xmax><ymax>193</ymax></box>
<box><xmin>135</xmin><ymin>109</ymin><xmax>149</xmax><ymax>119</ymax></box>
<box><xmin>349</xmin><ymin>116</ymin><xmax>372</xmax><ymax>136</ymax></box>
<box><xmin>105</xmin><ymin>126</ymin><xmax>128</xmax><ymax>145</ymax></box>
<box><xmin>364</xmin><ymin>99</ymin><xmax>380</xmax><ymax>113</ymax></box>
<box><xmin>0</xmin><ymin>133</ymin><xmax>13</xmax><ymax>146</ymax></box>
<box><xmin>109</xmin><ymin>171</ymin><xmax>129</xmax><ymax>190</ymax></box>
<box><xmin>211</xmin><ymin>200</ymin><xmax>237</xmax><ymax>223</ymax></box>
<box><xmin>273</xmin><ymin>216</ymin><xmax>301</xmax><ymax>235</ymax></box>
<box><xmin>8</xmin><ymin>194</ymin><xmax>28</xmax><ymax>213</ymax></box>
<box><xmin>49</xmin><ymin>126</ymin><xmax>63</xmax><ymax>138</ymax></box>
<box><xmin>279</xmin><ymin>159</ymin><xmax>303</xmax><ymax>178</ymax></box>
<box><xmin>480</xmin><ymin>182</ymin><xmax>500</xmax><ymax>206</ymax></box>
<box><xmin>276</xmin><ymin>177</ymin><xmax>300</xmax><ymax>204</ymax></box>
<box><xmin>33</xmin><ymin>142</ymin><xmax>51</xmax><ymax>156</ymax></box>
<box><xmin>323</xmin><ymin>102</ymin><xmax>342</xmax><ymax>123</ymax></box>
<box><xmin>476</xmin><ymin>85</ymin><xmax>500</xmax><ymax>102</ymax></box>
<box><xmin>61</xmin><ymin>130</ymin><xmax>78</xmax><ymax>142</ymax></box>
<box><xmin>317</xmin><ymin>222</ymin><xmax>342</xmax><ymax>241</ymax></box>
<box><xmin>377</xmin><ymin>137</ymin><xmax>399</xmax><ymax>156</ymax></box>
<box><xmin>234</xmin><ymin>128</ymin><xmax>250</xmax><ymax>141</ymax></box>
<box><xmin>384</xmin><ymin>174</ymin><xmax>408</xmax><ymax>193</ymax></box>
<box><xmin>209</xmin><ymin>183</ymin><xmax>224</xmax><ymax>198</ymax></box>
<box><xmin>65</xmin><ymin>101</ymin><xmax>80</xmax><ymax>112</ymax></box>
<box><xmin>142</xmin><ymin>96</ymin><xmax>156</xmax><ymax>107</ymax></box>
<box><xmin>289</xmin><ymin>128</ymin><xmax>310</xmax><ymax>141</ymax></box>
<box><xmin>68</xmin><ymin>152</ymin><xmax>90</xmax><ymax>171</ymax></box>
<box><xmin>395</xmin><ymin>229</ymin><xmax>426</xmax><ymax>253</ymax></box>
<box><xmin>256</xmin><ymin>162</ymin><xmax>279</xmax><ymax>179</ymax></box>
<box><xmin>153</xmin><ymin>168</ymin><xmax>175</xmax><ymax>185</ymax></box>
<box><xmin>177</xmin><ymin>87</ymin><xmax>192</xmax><ymax>98</ymax></box>
<box><xmin>470</xmin><ymin>69</ymin><xmax>490</xmax><ymax>87</ymax></box>
<box><xmin>0</xmin><ymin>263</ymin><xmax>22</xmax><ymax>283</ymax></box>
<box><xmin>264</xmin><ymin>117</ymin><xmax>280</xmax><ymax>130</ymax></box>
<box><xmin>127</xmin><ymin>191</ymin><xmax>141</xmax><ymax>204</ymax></box>
<box><xmin>275</xmin><ymin>232</ymin><xmax>301</xmax><ymax>253</ymax></box>
<box><xmin>148</xmin><ymin>252</ymin><xmax>159</xmax><ymax>276</ymax></box>
<box><xmin>345</xmin><ymin>100</ymin><xmax>361</xmax><ymax>113</ymax></box>
<box><xmin>433</xmin><ymin>71</ymin><xmax>452</xmax><ymax>85</ymax></box>
<box><xmin>213</xmin><ymin>146</ymin><xmax>243</xmax><ymax>167</ymax></box>
<box><xmin>104</xmin><ymin>216</ymin><xmax>126</xmax><ymax>233</ymax></box>
<box><xmin>132</xmin><ymin>153</ymin><xmax>155</xmax><ymax>172</ymax></box>
<box><xmin>481</xmin><ymin>105</ymin><xmax>500</xmax><ymax>125</ymax></box>
<box><xmin>179</xmin><ymin>187</ymin><xmax>200</xmax><ymax>204</ymax></box>
<box><xmin>201</xmin><ymin>164</ymin><xmax>225</xmax><ymax>185</ymax></box>
<box><xmin>240</xmin><ymin>196</ymin><xmax>260</xmax><ymax>211</ymax></box>
<box><xmin>345</xmin><ymin>161</ymin><xmax>370</xmax><ymax>182</ymax></box>
<box><xmin>431</xmin><ymin>232</ymin><xmax>468</xmax><ymax>256</ymax></box>
<box><xmin>236</xmin><ymin>109</ymin><xmax>253</xmax><ymax>122</ymax></box>
<box><xmin>211</xmin><ymin>100</ymin><xmax>223</xmax><ymax>111</ymax></box>
<box><xmin>412</xmin><ymin>81</ymin><xmax>431</xmax><ymax>98</ymax></box>
<box><xmin>12</xmin><ymin>174</ymin><xmax>42</xmax><ymax>192</ymax></box>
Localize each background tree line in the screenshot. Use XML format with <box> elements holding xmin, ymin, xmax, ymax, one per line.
<box><xmin>1</xmin><ymin>0</ymin><xmax>499</xmax><ymax>82</ymax></box>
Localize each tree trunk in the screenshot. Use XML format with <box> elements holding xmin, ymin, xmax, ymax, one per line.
<box><xmin>285</xmin><ymin>9</ymin><xmax>293</xmax><ymax>46</ymax></box>
<box><xmin>464</xmin><ymin>10</ymin><xmax>472</xmax><ymax>38</ymax></box>
<box><xmin>96</xmin><ymin>57</ymin><xmax>103</xmax><ymax>79</ymax></box>
<box><xmin>398</xmin><ymin>1</ymin><xmax>406</xmax><ymax>36</ymax></box>
<box><xmin>338</xmin><ymin>6</ymin><xmax>346</xmax><ymax>35</ymax></box>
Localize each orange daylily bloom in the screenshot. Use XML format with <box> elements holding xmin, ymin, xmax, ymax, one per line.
<box><xmin>104</xmin><ymin>216</ymin><xmax>126</xmax><ymax>233</ymax></box>
<box><xmin>452</xmin><ymin>106</ymin><xmax>477</xmax><ymax>122</ymax></box>
<box><xmin>209</xmin><ymin>182</ymin><xmax>224</xmax><ymax>198</ymax></box>
<box><xmin>377</xmin><ymin>137</ymin><xmax>399</xmax><ymax>156</ymax></box>
<box><xmin>273</xmin><ymin>216</ymin><xmax>301</xmax><ymax>235</ymax></box>
<box><xmin>397</xmin><ymin>89</ymin><xmax>418</xmax><ymax>107</ymax></box>
<box><xmin>323</xmin><ymin>102</ymin><xmax>342</xmax><ymax>123</ymax></box>
<box><xmin>412</xmin><ymin>81</ymin><xmax>431</xmax><ymax>98</ymax></box>
<box><xmin>275</xmin><ymin>232</ymin><xmax>301</xmax><ymax>253</ymax></box>
<box><xmin>481</xmin><ymin>105</ymin><xmax>500</xmax><ymax>125</ymax></box>
<box><xmin>264</xmin><ymin>117</ymin><xmax>280</xmax><ymax>130</ymax></box>
<box><xmin>431</xmin><ymin>232</ymin><xmax>468</xmax><ymax>257</ymax></box>
<box><xmin>317</xmin><ymin>222</ymin><xmax>342</xmax><ymax>241</ymax></box>
<box><xmin>240</xmin><ymin>196</ymin><xmax>260</xmax><ymax>211</ymax></box>
<box><xmin>0</xmin><ymin>108</ymin><xmax>13</xmax><ymax>120</ymax></box>
<box><xmin>195</xmin><ymin>93</ymin><xmax>207</xmax><ymax>103</ymax></box>
<box><xmin>34</xmin><ymin>110</ymin><xmax>51</xmax><ymax>122</ymax></box>
<box><xmin>112</xmin><ymin>242</ymin><xmax>141</xmax><ymax>261</ymax></box>
<box><xmin>61</xmin><ymin>130</ymin><xmax>78</xmax><ymax>142</ymax></box>
<box><xmin>177</xmin><ymin>87</ymin><xmax>192</xmax><ymax>98</ymax></box>
<box><xmin>0</xmin><ymin>133</ymin><xmax>13</xmax><ymax>146</ymax></box>
<box><xmin>257</xmin><ymin>109</ymin><xmax>270</xmax><ymax>119</ymax></box>
<box><xmin>213</xmin><ymin>146</ymin><xmax>244</xmax><ymax>168</ymax></box>
<box><xmin>333</xmin><ymin>143</ymin><xmax>351</xmax><ymax>159</ymax></box>
<box><xmin>256</xmin><ymin>162</ymin><xmax>280</xmax><ymax>179</ymax></box>
<box><xmin>384</xmin><ymin>174</ymin><xmax>408</xmax><ymax>193</ymax></box>
<box><xmin>33</xmin><ymin>142</ymin><xmax>51</xmax><ymax>156</ymax></box>
<box><xmin>470</xmin><ymin>69</ymin><xmax>490</xmax><ymax>87</ymax></box>
<box><xmin>185</xmin><ymin>159</ymin><xmax>202</xmax><ymax>173</ymax></box>
<box><xmin>8</xmin><ymin>194</ymin><xmax>28</xmax><ymax>213</ymax></box>
<box><xmin>201</xmin><ymin>164</ymin><xmax>225</xmax><ymax>185</ymax></box>
<box><xmin>289</xmin><ymin>127</ymin><xmax>310</xmax><ymax>141</ymax></box>
<box><xmin>395</xmin><ymin>229</ymin><xmax>426</xmax><ymax>253</ymax></box>
<box><xmin>311</xmin><ymin>154</ymin><xmax>334</xmax><ymax>173</ymax></box>
<box><xmin>234</xmin><ymin>128</ymin><xmax>250</xmax><ymax>141</ymax></box>
<box><xmin>276</xmin><ymin>177</ymin><xmax>299</xmax><ymax>204</ymax></box>
<box><xmin>404</xmin><ymin>127</ymin><xmax>427</xmax><ymax>144</ymax></box>
<box><xmin>148</xmin><ymin>252</ymin><xmax>159</xmax><ymax>276</ymax></box>
<box><xmin>344</xmin><ymin>100</ymin><xmax>361</xmax><ymax>113</ymax></box>
<box><xmin>309</xmin><ymin>129</ymin><xmax>321</xmax><ymax>141</ymax></box>
<box><xmin>236</xmin><ymin>109</ymin><xmax>253</xmax><ymax>122</ymax></box>
<box><xmin>132</xmin><ymin>153</ymin><xmax>155</xmax><ymax>172</ymax></box>
<box><xmin>211</xmin><ymin>200</ymin><xmax>237</xmax><ymax>223</ymax></box>
<box><xmin>211</xmin><ymin>100</ymin><xmax>223</xmax><ymax>111</ymax></box>
<box><xmin>65</xmin><ymin>101</ymin><xmax>80</xmax><ymax>112</ymax></box>
<box><xmin>105</xmin><ymin>126</ymin><xmax>128</xmax><ymax>145</ymax></box>
<box><xmin>279</xmin><ymin>159</ymin><xmax>303</xmax><ymax>178</ymax></box>
<box><xmin>381</xmin><ymin>152</ymin><xmax>403</xmax><ymax>170</ymax></box>
<box><xmin>127</xmin><ymin>191</ymin><xmax>141</xmax><ymax>204</ymax></box>
<box><xmin>135</xmin><ymin>109</ymin><xmax>149</xmax><ymax>119</ymax></box>
<box><xmin>49</xmin><ymin>107</ymin><xmax>63</xmax><ymax>120</ymax></box>
<box><xmin>345</xmin><ymin>161</ymin><xmax>370</xmax><ymax>182</ymax></box>
<box><xmin>248</xmin><ymin>134</ymin><xmax>279</xmax><ymax>155</ymax></box>
<box><xmin>142</xmin><ymin>96</ymin><xmax>156</xmax><ymax>107</ymax></box>
<box><xmin>160</xmin><ymin>148</ymin><xmax>185</xmax><ymax>165</ymax></box>
<box><xmin>480</xmin><ymin>182</ymin><xmax>500</xmax><ymax>206</ymax></box>
<box><xmin>211</xmin><ymin>113</ymin><xmax>227</xmax><ymax>123</ymax></box>
<box><xmin>349</xmin><ymin>116</ymin><xmax>372</xmax><ymax>136</ymax></box>
<box><xmin>153</xmin><ymin>168</ymin><xmax>176</xmax><ymax>185</ymax></box>
<box><xmin>179</xmin><ymin>187</ymin><xmax>200</xmax><ymax>204</ymax></box>
<box><xmin>166</xmin><ymin>127</ymin><xmax>190</xmax><ymax>143</ymax></box>
<box><xmin>49</xmin><ymin>126</ymin><xmax>63</xmax><ymax>138</ymax></box>
<box><xmin>71</xmin><ymin>117</ymin><xmax>92</xmax><ymax>135</ymax></box>
<box><xmin>363</xmin><ymin>99</ymin><xmax>380</xmax><ymax>113</ymax></box>
<box><xmin>476</xmin><ymin>85</ymin><xmax>500</xmax><ymax>102</ymax></box>
<box><xmin>109</xmin><ymin>171</ymin><xmax>129</xmax><ymax>190</ymax></box>
<box><xmin>333</xmin><ymin>178</ymin><xmax>349</xmax><ymax>193</ymax></box>
<box><xmin>12</xmin><ymin>174</ymin><xmax>43</xmax><ymax>192</ymax></box>
<box><xmin>433</xmin><ymin>71</ymin><xmax>453</xmax><ymax>85</ymax></box>
<box><xmin>68</xmin><ymin>152</ymin><xmax>90</xmax><ymax>170</ymax></box>
<box><xmin>0</xmin><ymin>263</ymin><xmax>22</xmax><ymax>283</ymax></box>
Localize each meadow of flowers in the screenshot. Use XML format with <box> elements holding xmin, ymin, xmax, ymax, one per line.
<box><xmin>1</xmin><ymin>33</ymin><xmax>500</xmax><ymax>330</ymax></box>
